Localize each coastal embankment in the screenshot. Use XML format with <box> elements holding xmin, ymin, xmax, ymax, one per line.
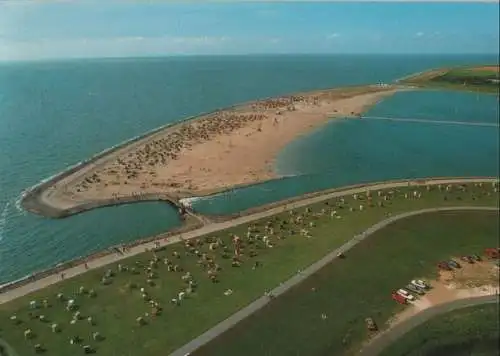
<box><xmin>22</xmin><ymin>191</ymin><xmax>184</xmax><ymax>219</ymax></box>
<box><xmin>396</xmin><ymin>65</ymin><xmax>500</xmax><ymax>94</ymax></box>
<box><xmin>20</xmin><ymin>84</ymin><xmax>404</xmax><ymax>219</ymax></box>
<box><xmin>4</xmin><ymin>177</ymin><xmax>497</xmax><ymax>303</ymax></box>
<box><xmin>395</xmin><ymin>68</ymin><xmax>446</xmax><ymax>83</ymax></box>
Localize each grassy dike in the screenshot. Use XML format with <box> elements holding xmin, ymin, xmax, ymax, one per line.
<box><xmin>0</xmin><ymin>183</ymin><xmax>498</xmax><ymax>356</ymax></box>
<box><xmin>380</xmin><ymin>303</ymin><xmax>499</xmax><ymax>356</ymax></box>
<box><xmin>399</xmin><ymin>66</ymin><xmax>499</xmax><ymax>94</ymax></box>
<box><xmin>194</xmin><ymin>209</ymin><xmax>498</xmax><ymax>355</ymax></box>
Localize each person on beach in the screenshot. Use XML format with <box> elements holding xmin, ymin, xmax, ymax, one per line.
<box><xmin>60</xmin><ymin>273</ymin><xmax>65</xmax><ymax>280</ymax></box>
<box><xmin>84</xmin><ymin>263</ymin><xmax>89</xmax><ymax>270</ymax></box>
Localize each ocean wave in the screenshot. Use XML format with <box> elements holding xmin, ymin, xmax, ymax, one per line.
<box><xmin>14</xmin><ymin>195</ymin><xmax>27</xmax><ymax>216</ymax></box>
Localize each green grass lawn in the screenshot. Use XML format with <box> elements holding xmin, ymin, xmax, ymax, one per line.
<box><xmin>0</xmin><ymin>338</ymin><xmax>18</xmax><ymax>356</ymax></box>
<box><xmin>0</xmin><ymin>183</ymin><xmax>498</xmax><ymax>356</ymax></box>
<box><xmin>401</xmin><ymin>66</ymin><xmax>499</xmax><ymax>94</ymax></box>
<box><xmin>412</xmin><ymin>81</ymin><xmax>498</xmax><ymax>94</ymax></box>
<box><xmin>380</xmin><ymin>303</ymin><xmax>499</xmax><ymax>356</ymax></box>
<box><xmin>447</xmin><ymin>67</ymin><xmax>499</xmax><ymax>78</ymax></box>
<box><xmin>194</xmin><ymin>209</ymin><xmax>499</xmax><ymax>356</ymax></box>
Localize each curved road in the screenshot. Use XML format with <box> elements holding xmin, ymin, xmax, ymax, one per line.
<box><xmin>0</xmin><ymin>338</ymin><xmax>18</xmax><ymax>356</ymax></box>
<box><xmin>169</xmin><ymin>206</ymin><xmax>498</xmax><ymax>356</ymax></box>
<box><xmin>358</xmin><ymin>295</ymin><xmax>499</xmax><ymax>356</ymax></box>
<box><xmin>0</xmin><ymin>178</ymin><xmax>497</xmax><ymax>304</ymax></box>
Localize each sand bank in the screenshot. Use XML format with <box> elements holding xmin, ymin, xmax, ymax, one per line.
<box><xmin>22</xmin><ymin>85</ymin><xmax>403</xmax><ymax>217</ymax></box>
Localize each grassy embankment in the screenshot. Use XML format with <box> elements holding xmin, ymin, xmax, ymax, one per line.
<box><xmin>195</xmin><ymin>209</ymin><xmax>499</xmax><ymax>356</ymax></box>
<box><xmin>400</xmin><ymin>65</ymin><xmax>499</xmax><ymax>94</ymax></box>
<box><xmin>0</xmin><ymin>183</ymin><xmax>498</xmax><ymax>356</ymax></box>
<box><xmin>380</xmin><ymin>303</ymin><xmax>499</xmax><ymax>356</ymax></box>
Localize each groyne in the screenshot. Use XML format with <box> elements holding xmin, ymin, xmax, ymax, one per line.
<box><xmin>22</xmin><ymin>191</ymin><xmax>186</xmax><ymax>219</ymax></box>
<box><xmin>395</xmin><ymin>68</ymin><xmax>443</xmax><ymax>83</ymax></box>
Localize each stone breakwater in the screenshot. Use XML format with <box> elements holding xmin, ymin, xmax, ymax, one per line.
<box><xmin>22</xmin><ymin>191</ymin><xmax>185</xmax><ymax>219</ymax></box>
<box><xmin>19</xmin><ymin>109</ymin><xmax>215</xmax><ymax>218</ymax></box>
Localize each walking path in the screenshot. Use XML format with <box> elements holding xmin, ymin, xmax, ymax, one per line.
<box><xmin>361</xmin><ymin>116</ymin><xmax>499</xmax><ymax>127</ymax></box>
<box><xmin>0</xmin><ymin>177</ymin><xmax>496</xmax><ymax>304</ymax></box>
<box><xmin>358</xmin><ymin>294</ymin><xmax>499</xmax><ymax>356</ymax></box>
<box><xmin>169</xmin><ymin>206</ymin><xmax>498</xmax><ymax>356</ymax></box>
<box><xmin>0</xmin><ymin>337</ymin><xmax>18</xmax><ymax>356</ymax></box>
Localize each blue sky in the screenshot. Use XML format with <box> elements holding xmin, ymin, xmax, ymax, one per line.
<box><xmin>0</xmin><ymin>1</ymin><xmax>498</xmax><ymax>61</ymax></box>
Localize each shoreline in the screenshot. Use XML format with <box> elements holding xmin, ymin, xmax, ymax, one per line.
<box><xmin>3</xmin><ymin>176</ymin><xmax>498</xmax><ymax>301</ymax></box>
<box><xmin>21</xmin><ymin>84</ymin><xmax>405</xmax><ymax>219</ymax></box>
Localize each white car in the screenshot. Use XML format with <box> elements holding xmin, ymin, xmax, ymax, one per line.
<box><xmin>396</xmin><ymin>288</ymin><xmax>415</xmax><ymax>301</ymax></box>
<box><xmin>411</xmin><ymin>279</ymin><xmax>428</xmax><ymax>290</ymax></box>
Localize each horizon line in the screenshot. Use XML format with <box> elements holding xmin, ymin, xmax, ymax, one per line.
<box><xmin>1</xmin><ymin>52</ymin><xmax>498</xmax><ymax>64</ymax></box>
<box><xmin>4</xmin><ymin>0</ymin><xmax>499</xmax><ymax>3</ymax></box>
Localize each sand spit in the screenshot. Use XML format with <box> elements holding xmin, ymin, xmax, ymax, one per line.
<box><xmin>22</xmin><ymin>85</ymin><xmax>403</xmax><ymax>218</ymax></box>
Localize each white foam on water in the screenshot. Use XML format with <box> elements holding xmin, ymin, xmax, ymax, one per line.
<box><xmin>14</xmin><ymin>195</ymin><xmax>27</xmax><ymax>216</ymax></box>
<box><xmin>0</xmin><ymin>201</ymin><xmax>10</xmax><ymax>242</ymax></box>
<box><xmin>0</xmin><ymin>273</ymin><xmax>32</xmax><ymax>289</ymax></box>
<box><xmin>179</xmin><ymin>196</ymin><xmax>201</xmax><ymax>204</ymax></box>
<box><xmin>179</xmin><ymin>196</ymin><xmax>203</xmax><ymax>208</ymax></box>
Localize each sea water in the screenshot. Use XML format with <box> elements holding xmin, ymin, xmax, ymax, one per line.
<box><xmin>191</xmin><ymin>89</ymin><xmax>499</xmax><ymax>215</ymax></box>
<box><xmin>0</xmin><ymin>54</ymin><xmax>497</xmax><ymax>282</ymax></box>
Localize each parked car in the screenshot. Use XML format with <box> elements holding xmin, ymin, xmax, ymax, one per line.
<box><xmin>485</xmin><ymin>248</ymin><xmax>499</xmax><ymax>259</ymax></box>
<box><xmin>396</xmin><ymin>288</ymin><xmax>415</xmax><ymax>301</ymax></box>
<box><xmin>365</xmin><ymin>317</ymin><xmax>378</xmax><ymax>331</ymax></box>
<box><xmin>411</xmin><ymin>279</ymin><xmax>429</xmax><ymax>290</ymax></box>
<box><xmin>447</xmin><ymin>259</ymin><xmax>461</xmax><ymax>269</ymax></box>
<box><xmin>391</xmin><ymin>292</ymin><xmax>407</xmax><ymax>305</ymax></box>
<box><xmin>470</xmin><ymin>254</ymin><xmax>482</xmax><ymax>262</ymax></box>
<box><xmin>460</xmin><ymin>256</ymin><xmax>474</xmax><ymax>264</ymax></box>
<box><xmin>437</xmin><ymin>261</ymin><xmax>452</xmax><ymax>271</ymax></box>
<box><xmin>406</xmin><ymin>283</ymin><xmax>425</xmax><ymax>295</ymax></box>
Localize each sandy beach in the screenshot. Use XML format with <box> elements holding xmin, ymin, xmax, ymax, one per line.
<box><xmin>23</xmin><ymin>85</ymin><xmax>402</xmax><ymax>216</ymax></box>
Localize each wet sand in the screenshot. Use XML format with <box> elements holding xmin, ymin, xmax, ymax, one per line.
<box><xmin>22</xmin><ymin>85</ymin><xmax>402</xmax><ymax>217</ymax></box>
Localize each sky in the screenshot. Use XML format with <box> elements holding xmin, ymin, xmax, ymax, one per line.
<box><xmin>0</xmin><ymin>1</ymin><xmax>499</xmax><ymax>61</ymax></box>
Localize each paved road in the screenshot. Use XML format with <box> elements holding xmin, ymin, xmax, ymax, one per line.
<box><xmin>358</xmin><ymin>294</ymin><xmax>499</xmax><ymax>356</ymax></box>
<box><xmin>0</xmin><ymin>338</ymin><xmax>18</xmax><ymax>356</ymax></box>
<box><xmin>169</xmin><ymin>206</ymin><xmax>498</xmax><ymax>356</ymax></box>
<box><xmin>1</xmin><ymin>178</ymin><xmax>495</xmax><ymax>303</ymax></box>
<box><xmin>361</xmin><ymin>116</ymin><xmax>499</xmax><ymax>127</ymax></box>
